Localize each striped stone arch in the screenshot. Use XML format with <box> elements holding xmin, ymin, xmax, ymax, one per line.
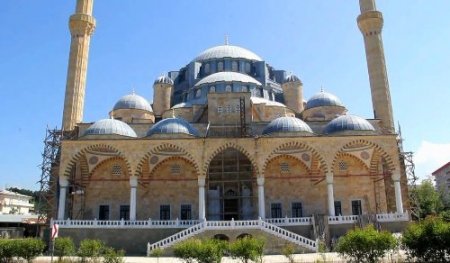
<box><xmin>135</xmin><ymin>143</ymin><xmax>200</xmax><ymax>177</ymax></box>
<box><xmin>62</xmin><ymin>144</ymin><xmax>131</xmax><ymax>178</ymax></box>
<box><xmin>90</xmin><ymin>156</ymin><xmax>131</xmax><ymax>177</ymax></box>
<box><xmin>203</xmin><ymin>142</ymin><xmax>259</xmax><ymax>177</ymax></box>
<box><xmin>264</xmin><ymin>154</ymin><xmax>311</xmax><ymax>176</ymax></box>
<box><xmin>332</xmin><ymin>139</ymin><xmax>396</xmax><ymax>174</ymax></box>
<box><xmin>263</xmin><ymin>141</ymin><xmax>328</xmax><ymax>175</ymax></box>
<box><xmin>333</xmin><ymin>152</ymin><xmax>370</xmax><ymax>172</ymax></box>
<box><xmin>147</xmin><ymin>156</ymin><xmax>198</xmax><ymax>179</ymax></box>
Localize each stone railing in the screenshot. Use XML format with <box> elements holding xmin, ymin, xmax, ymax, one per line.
<box><xmin>265</xmin><ymin>216</ymin><xmax>312</xmax><ymax>226</ymax></box>
<box><xmin>147</xmin><ymin>218</ymin><xmax>318</xmax><ymax>255</ymax></box>
<box><xmin>376</xmin><ymin>212</ymin><xmax>409</xmax><ymax>222</ymax></box>
<box><xmin>51</xmin><ymin>218</ymin><xmax>200</xmax><ymax>229</ymax></box>
<box><xmin>328</xmin><ymin>215</ymin><xmax>359</xmax><ymax>224</ymax></box>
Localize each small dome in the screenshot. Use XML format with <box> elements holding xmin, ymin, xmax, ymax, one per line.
<box><xmin>324</xmin><ymin>115</ymin><xmax>375</xmax><ymax>134</ymax></box>
<box><xmin>284</xmin><ymin>74</ymin><xmax>301</xmax><ymax>83</ymax></box>
<box><xmin>147</xmin><ymin>118</ymin><xmax>200</xmax><ymax>137</ymax></box>
<box><xmin>83</xmin><ymin>119</ymin><xmax>137</xmax><ymax>137</ymax></box>
<box><xmin>113</xmin><ymin>93</ymin><xmax>153</xmax><ymax>112</ymax></box>
<box><xmin>305</xmin><ymin>90</ymin><xmax>344</xmax><ymax>109</ymax></box>
<box><xmin>194</xmin><ymin>45</ymin><xmax>263</xmax><ymax>62</ymax></box>
<box><xmin>154</xmin><ymin>75</ymin><xmax>174</xmax><ymax>85</ymax></box>
<box><xmin>195</xmin><ymin>72</ymin><xmax>262</xmax><ymax>87</ymax></box>
<box><xmin>262</xmin><ymin>116</ymin><xmax>313</xmax><ymax>135</ymax></box>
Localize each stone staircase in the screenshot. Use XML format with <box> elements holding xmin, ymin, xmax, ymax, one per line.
<box><xmin>147</xmin><ymin>219</ymin><xmax>317</xmax><ymax>255</ymax></box>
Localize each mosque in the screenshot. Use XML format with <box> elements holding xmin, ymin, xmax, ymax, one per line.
<box><xmin>53</xmin><ymin>0</ymin><xmax>410</xmax><ymax>255</ymax></box>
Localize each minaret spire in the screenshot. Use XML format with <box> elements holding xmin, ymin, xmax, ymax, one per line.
<box><xmin>62</xmin><ymin>0</ymin><xmax>96</xmax><ymax>131</ymax></box>
<box><xmin>357</xmin><ymin>0</ymin><xmax>395</xmax><ymax>133</ymax></box>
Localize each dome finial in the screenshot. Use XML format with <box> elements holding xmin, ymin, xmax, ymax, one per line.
<box><xmin>224</xmin><ymin>34</ymin><xmax>229</xmax><ymax>45</ymax></box>
<box><xmin>131</xmin><ymin>87</ymin><xmax>135</xmax><ymax>95</ymax></box>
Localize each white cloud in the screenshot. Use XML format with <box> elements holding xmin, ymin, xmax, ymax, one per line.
<box><xmin>414</xmin><ymin>141</ymin><xmax>450</xmax><ymax>180</ymax></box>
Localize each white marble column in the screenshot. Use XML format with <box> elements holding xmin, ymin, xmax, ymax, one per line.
<box><xmin>57</xmin><ymin>177</ymin><xmax>69</xmax><ymax>220</ymax></box>
<box><xmin>257</xmin><ymin>177</ymin><xmax>265</xmax><ymax>219</ymax></box>
<box><xmin>198</xmin><ymin>178</ymin><xmax>206</xmax><ymax>220</ymax></box>
<box><xmin>129</xmin><ymin>176</ymin><xmax>138</xmax><ymax>221</ymax></box>
<box><xmin>392</xmin><ymin>173</ymin><xmax>404</xmax><ymax>213</ymax></box>
<box><xmin>326</xmin><ymin>172</ymin><xmax>336</xmax><ymax>216</ymax></box>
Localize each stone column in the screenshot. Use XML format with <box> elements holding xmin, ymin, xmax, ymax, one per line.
<box><xmin>129</xmin><ymin>176</ymin><xmax>138</xmax><ymax>221</ymax></box>
<box><xmin>257</xmin><ymin>177</ymin><xmax>265</xmax><ymax>219</ymax></box>
<box><xmin>392</xmin><ymin>173</ymin><xmax>403</xmax><ymax>213</ymax></box>
<box><xmin>57</xmin><ymin>177</ymin><xmax>69</xmax><ymax>220</ymax></box>
<box><xmin>198</xmin><ymin>178</ymin><xmax>206</xmax><ymax>220</ymax></box>
<box><xmin>326</xmin><ymin>172</ymin><xmax>336</xmax><ymax>216</ymax></box>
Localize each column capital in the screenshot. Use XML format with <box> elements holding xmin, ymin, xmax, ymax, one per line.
<box><xmin>326</xmin><ymin>172</ymin><xmax>333</xmax><ymax>184</ymax></box>
<box><xmin>59</xmin><ymin>176</ymin><xmax>69</xmax><ymax>187</ymax></box>
<box><xmin>198</xmin><ymin>177</ymin><xmax>206</xmax><ymax>187</ymax></box>
<box><xmin>129</xmin><ymin>176</ymin><xmax>138</xmax><ymax>188</ymax></box>
<box><xmin>391</xmin><ymin>172</ymin><xmax>401</xmax><ymax>181</ymax></box>
<box><xmin>257</xmin><ymin>177</ymin><xmax>264</xmax><ymax>186</ymax></box>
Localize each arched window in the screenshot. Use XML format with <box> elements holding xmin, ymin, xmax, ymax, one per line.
<box><xmin>209</xmin><ymin>86</ymin><xmax>216</xmax><ymax>93</ymax></box>
<box><xmin>241</xmin><ymin>85</ymin><xmax>248</xmax><ymax>92</ymax></box>
<box><xmin>231</xmin><ymin>61</ymin><xmax>238</xmax><ymax>72</ymax></box>
<box><xmin>196</xmin><ymin>89</ymin><xmax>202</xmax><ymax>98</ymax></box>
<box><xmin>225</xmin><ymin>85</ymin><xmax>232</xmax><ymax>92</ymax></box>
<box><xmin>204</xmin><ymin>63</ymin><xmax>210</xmax><ymax>74</ymax></box>
<box><xmin>218</xmin><ymin>61</ymin><xmax>224</xmax><ymax>72</ymax></box>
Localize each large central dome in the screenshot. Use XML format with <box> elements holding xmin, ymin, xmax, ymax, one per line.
<box><xmin>193</xmin><ymin>45</ymin><xmax>263</xmax><ymax>62</ymax></box>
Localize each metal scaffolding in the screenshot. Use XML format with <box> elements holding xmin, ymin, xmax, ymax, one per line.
<box><xmin>36</xmin><ymin>128</ymin><xmax>62</xmax><ymax>224</ymax></box>
<box><xmin>402</xmin><ymin>151</ymin><xmax>420</xmax><ymax>220</ymax></box>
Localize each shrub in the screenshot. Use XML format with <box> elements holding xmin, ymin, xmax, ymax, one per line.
<box><xmin>195</xmin><ymin>239</ymin><xmax>226</xmax><ymax>263</ymax></box>
<box><xmin>149</xmin><ymin>247</ymin><xmax>164</xmax><ymax>263</ymax></box>
<box><xmin>17</xmin><ymin>239</ymin><xmax>45</xmax><ymax>263</ymax></box>
<box><xmin>102</xmin><ymin>247</ymin><xmax>125</xmax><ymax>263</ymax></box>
<box><xmin>77</xmin><ymin>239</ymin><xmax>104</xmax><ymax>263</ymax></box>
<box><xmin>173</xmin><ymin>239</ymin><xmax>199</xmax><ymax>263</ymax></box>
<box><xmin>54</xmin><ymin>237</ymin><xmax>75</xmax><ymax>261</ymax></box>
<box><xmin>228</xmin><ymin>236</ymin><xmax>265</xmax><ymax>263</ymax></box>
<box><xmin>402</xmin><ymin>217</ymin><xmax>450</xmax><ymax>262</ymax></box>
<box><xmin>0</xmin><ymin>239</ymin><xmax>19</xmax><ymax>263</ymax></box>
<box><xmin>281</xmin><ymin>243</ymin><xmax>295</xmax><ymax>263</ymax></box>
<box><xmin>335</xmin><ymin>225</ymin><xmax>397</xmax><ymax>263</ymax></box>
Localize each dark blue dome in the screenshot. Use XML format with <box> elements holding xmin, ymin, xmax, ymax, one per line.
<box><xmin>83</xmin><ymin>119</ymin><xmax>137</xmax><ymax>138</ymax></box>
<box><xmin>262</xmin><ymin>116</ymin><xmax>313</xmax><ymax>135</ymax></box>
<box><xmin>305</xmin><ymin>90</ymin><xmax>344</xmax><ymax>109</ymax></box>
<box><xmin>324</xmin><ymin>115</ymin><xmax>375</xmax><ymax>134</ymax></box>
<box><xmin>146</xmin><ymin>118</ymin><xmax>199</xmax><ymax>137</ymax></box>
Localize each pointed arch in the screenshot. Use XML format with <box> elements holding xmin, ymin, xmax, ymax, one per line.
<box><xmin>263</xmin><ymin>141</ymin><xmax>327</xmax><ymax>175</ymax></box>
<box><xmin>203</xmin><ymin>142</ymin><xmax>259</xmax><ymax>176</ymax></box>
<box><xmin>62</xmin><ymin>144</ymin><xmax>132</xmax><ymax>178</ymax></box>
<box><xmin>136</xmin><ymin>143</ymin><xmax>200</xmax><ymax>177</ymax></box>
<box><xmin>331</xmin><ymin>139</ymin><xmax>396</xmax><ymax>175</ymax></box>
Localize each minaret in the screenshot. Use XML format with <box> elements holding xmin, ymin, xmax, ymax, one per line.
<box><xmin>357</xmin><ymin>0</ymin><xmax>394</xmax><ymax>133</ymax></box>
<box><xmin>62</xmin><ymin>0</ymin><xmax>96</xmax><ymax>131</ymax></box>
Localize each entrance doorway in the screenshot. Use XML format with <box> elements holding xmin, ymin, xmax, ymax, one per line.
<box><xmin>207</xmin><ymin>148</ymin><xmax>256</xmax><ymax>220</ymax></box>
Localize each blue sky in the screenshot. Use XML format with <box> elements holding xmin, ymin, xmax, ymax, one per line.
<box><xmin>1</xmin><ymin>1</ymin><xmax>449</xmax><ymax>190</ymax></box>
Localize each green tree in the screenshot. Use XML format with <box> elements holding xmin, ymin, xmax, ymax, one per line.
<box><xmin>415</xmin><ymin>180</ymin><xmax>444</xmax><ymax>219</ymax></box>
<box><xmin>54</xmin><ymin>237</ymin><xmax>75</xmax><ymax>261</ymax></box>
<box><xmin>16</xmin><ymin>239</ymin><xmax>45</xmax><ymax>263</ymax></box>
<box><xmin>402</xmin><ymin>216</ymin><xmax>450</xmax><ymax>262</ymax></box>
<box><xmin>335</xmin><ymin>225</ymin><xmax>397</xmax><ymax>263</ymax></box>
<box><xmin>228</xmin><ymin>236</ymin><xmax>265</xmax><ymax>263</ymax></box>
<box><xmin>77</xmin><ymin>239</ymin><xmax>104</xmax><ymax>263</ymax></box>
<box><xmin>173</xmin><ymin>239</ymin><xmax>199</xmax><ymax>263</ymax></box>
<box><xmin>102</xmin><ymin>247</ymin><xmax>125</xmax><ymax>263</ymax></box>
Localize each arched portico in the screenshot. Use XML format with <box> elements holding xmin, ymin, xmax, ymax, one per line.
<box><xmin>206</xmin><ymin>147</ymin><xmax>257</xmax><ymax>220</ymax></box>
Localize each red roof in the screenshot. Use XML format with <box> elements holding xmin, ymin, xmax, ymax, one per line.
<box><xmin>432</xmin><ymin>161</ymin><xmax>450</xmax><ymax>175</ymax></box>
